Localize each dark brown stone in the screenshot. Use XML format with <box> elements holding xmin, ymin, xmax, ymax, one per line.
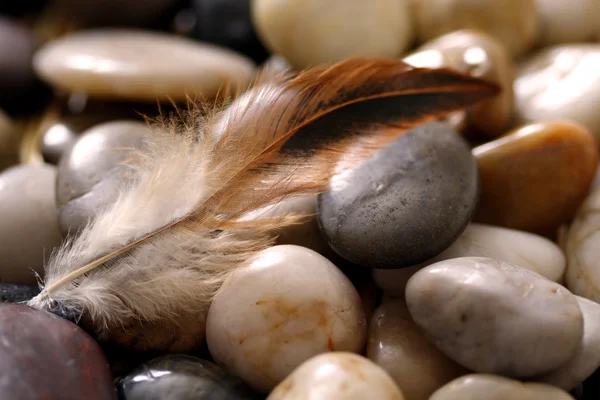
<box><xmin>0</xmin><ymin>303</ymin><xmax>116</xmax><ymax>400</ymax></box>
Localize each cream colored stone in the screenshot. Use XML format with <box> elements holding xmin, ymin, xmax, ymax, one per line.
<box><xmin>267</xmin><ymin>352</ymin><xmax>404</xmax><ymax>400</ymax></box>
<box><xmin>535</xmin><ymin>0</ymin><xmax>600</xmax><ymax>46</ymax></box>
<box><xmin>0</xmin><ymin>165</ymin><xmax>63</xmax><ymax>284</ymax></box>
<box><xmin>0</xmin><ymin>109</ymin><xmax>18</xmax><ymax>171</ymax></box>
<box><xmin>406</xmin><ymin>257</ymin><xmax>583</xmax><ymax>378</ymax></box>
<box><xmin>33</xmin><ymin>29</ymin><xmax>256</xmax><ymax>102</ymax></box>
<box><xmin>367</xmin><ymin>300</ymin><xmax>467</xmax><ymax>400</ymax></box>
<box><xmin>539</xmin><ymin>296</ymin><xmax>600</xmax><ymax>391</ymax></box>
<box><xmin>515</xmin><ymin>45</ymin><xmax>600</xmax><ymax>141</ymax></box>
<box><xmin>411</xmin><ymin>0</ymin><xmax>538</xmax><ymax>57</ymax></box>
<box><xmin>252</xmin><ymin>0</ymin><xmax>414</xmax><ymax>69</ymax></box>
<box><xmin>430</xmin><ymin>374</ymin><xmax>574</xmax><ymax>400</ymax></box>
<box><xmin>405</xmin><ymin>30</ymin><xmax>514</xmax><ymax>137</ymax></box>
<box><xmin>566</xmin><ymin>186</ymin><xmax>600</xmax><ymax>302</ymax></box>
<box><xmin>206</xmin><ymin>245</ymin><xmax>367</xmax><ymax>393</ymax></box>
<box><xmin>373</xmin><ymin>223</ymin><xmax>566</xmax><ymax>297</ymax></box>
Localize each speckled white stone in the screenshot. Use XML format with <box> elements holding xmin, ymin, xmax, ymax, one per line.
<box><xmin>33</xmin><ymin>29</ymin><xmax>256</xmax><ymax>102</ymax></box>
<box><xmin>0</xmin><ymin>165</ymin><xmax>63</xmax><ymax>284</ymax></box>
<box><xmin>373</xmin><ymin>223</ymin><xmax>566</xmax><ymax>297</ymax></box>
<box><xmin>406</xmin><ymin>257</ymin><xmax>583</xmax><ymax>378</ymax></box>
<box><xmin>367</xmin><ymin>300</ymin><xmax>467</xmax><ymax>400</ymax></box>
<box><xmin>267</xmin><ymin>352</ymin><xmax>404</xmax><ymax>400</ymax></box>
<box><xmin>430</xmin><ymin>374</ymin><xmax>574</xmax><ymax>400</ymax></box>
<box><xmin>206</xmin><ymin>245</ymin><xmax>366</xmax><ymax>393</ymax></box>
<box><xmin>252</xmin><ymin>0</ymin><xmax>414</xmax><ymax>69</ymax></box>
<box><xmin>566</xmin><ymin>187</ymin><xmax>600</xmax><ymax>302</ymax></box>
<box><xmin>539</xmin><ymin>296</ymin><xmax>600</xmax><ymax>391</ymax></box>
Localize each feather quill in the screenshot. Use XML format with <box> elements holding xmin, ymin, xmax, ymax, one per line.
<box><xmin>28</xmin><ymin>57</ymin><xmax>499</xmax><ymax>351</ymax></box>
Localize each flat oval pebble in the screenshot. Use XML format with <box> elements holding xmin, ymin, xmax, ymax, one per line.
<box><xmin>0</xmin><ymin>109</ymin><xmax>18</xmax><ymax>171</ymax></box>
<box><xmin>406</xmin><ymin>257</ymin><xmax>583</xmax><ymax>378</ymax></box>
<box><xmin>430</xmin><ymin>374</ymin><xmax>574</xmax><ymax>400</ymax></box>
<box><xmin>515</xmin><ymin>45</ymin><xmax>600</xmax><ymax>140</ymax></box>
<box><xmin>0</xmin><ymin>164</ymin><xmax>63</xmax><ymax>284</ymax></box>
<box><xmin>34</xmin><ymin>30</ymin><xmax>256</xmax><ymax>102</ymax></box>
<box><xmin>56</xmin><ymin>120</ymin><xmax>152</xmax><ymax>234</ymax></box>
<box><xmin>373</xmin><ymin>223</ymin><xmax>566</xmax><ymax>296</ymax></box>
<box><xmin>0</xmin><ymin>303</ymin><xmax>115</xmax><ymax>399</ymax></box>
<box><xmin>473</xmin><ymin>121</ymin><xmax>598</xmax><ymax>235</ymax></box>
<box><xmin>565</xmin><ymin>186</ymin><xmax>600</xmax><ymax>302</ymax></box>
<box><xmin>405</xmin><ymin>30</ymin><xmax>514</xmax><ymax>137</ymax></box>
<box><xmin>535</xmin><ymin>0</ymin><xmax>600</xmax><ymax>46</ymax></box>
<box><xmin>539</xmin><ymin>296</ymin><xmax>600</xmax><ymax>391</ymax></box>
<box><xmin>206</xmin><ymin>245</ymin><xmax>366</xmax><ymax>393</ymax></box>
<box><xmin>54</xmin><ymin>0</ymin><xmax>179</xmax><ymax>26</ymax></box>
<box><xmin>251</xmin><ymin>0</ymin><xmax>414</xmax><ymax>69</ymax></box>
<box><xmin>411</xmin><ymin>0</ymin><xmax>538</xmax><ymax>57</ymax></box>
<box><xmin>267</xmin><ymin>352</ymin><xmax>404</xmax><ymax>400</ymax></box>
<box><xmin>0</xmin><ymin>283</ymin><xmax>39</xmax><ymax>303</ymax></box>
<box><xmin>317</xmin><ymin>121</ymin><xmax>477</xmax><ymax>268</ymax></box>
<box><xmin>367</xmin><ymin>300</ymin><xmax>467</xmax><ymax>400</ymax></box>
<box><xmin>118</xmin><ymin>354</ymin><xmax>260</xmax><ymax>400</ymax></box>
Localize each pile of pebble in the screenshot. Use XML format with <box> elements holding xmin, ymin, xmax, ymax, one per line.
<box><xmin>1</xmin><ymin>0</ymin><xmax>600</xmax><ymax>399</ymax></box>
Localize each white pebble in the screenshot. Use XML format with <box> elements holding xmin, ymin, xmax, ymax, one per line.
<box><xmin>539</xmin><ymin>296</ymin><xmax>600</xmax><ymax>391</ymax></box>
<box><xmin>430</xmin><ymin>374</ymin><xmax>574</xmax><ymax>400</ymax></box>
<box><xmin>267</xmin><ymin>352</ymin><xmax>404</xmax><ymax>400</ymax></box>
<box><xmin>406</xmin><ymin>257</ymin><xmax>583</xmax><ymax>377</ymax></box>
<box><xmin>206</xmin><ymin>245</ymin><xmax>366</xmax><ymax>392</ymax></box>
<box><xmin>373</xmin><ymin>223</ymin><xmax>566</xmax><ymax>297</ymax></box>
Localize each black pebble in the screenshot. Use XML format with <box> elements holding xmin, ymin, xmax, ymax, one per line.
<box><xmin>0</xmin><ymin>283</ymin><xmax>40</xmax><ymax>303</ymax></box>
<box><xmin>178</xmin><ymin>0</ymin><xmax>269</xmax><ymax>63</ymax></box>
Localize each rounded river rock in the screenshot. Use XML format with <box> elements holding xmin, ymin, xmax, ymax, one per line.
<box><xmin>317</xmin><ymin>122</ymin><xmax>477</xmax><ymax>269</ymax></box>
<box><xmin>406</xmin><ymin>257</ymin><xmax>584</xmax><ymax>378</ymax></box>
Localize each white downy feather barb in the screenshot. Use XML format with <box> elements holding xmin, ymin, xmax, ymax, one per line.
<box><xmin>27</xmin><ymin>58</ymin><xmax>499</xmax><ymax>350</ymax></box>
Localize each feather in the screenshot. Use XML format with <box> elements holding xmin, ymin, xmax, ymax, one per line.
<box><xmin>27</xmin><ymin>57</ymin><xmax>499</xmax><ymax>351</ymax></box>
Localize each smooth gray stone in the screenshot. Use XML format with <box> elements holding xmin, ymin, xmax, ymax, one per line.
<box><xmin>56</xmin><ymin>120</ymin><xmax>151</xmax><ymax>234</ymax></box>
<box><xmin>317</xmin><ymin>122</ymin><xmax>477</xmax><ymax>268</ymax></box>
<box><xmin>118</xmin><ymin>355</ymin><xmax>260</xmax><ymax>400</ymax></box>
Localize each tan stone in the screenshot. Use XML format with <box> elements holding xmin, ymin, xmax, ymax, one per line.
<box><xmin>535</xmin><ymin>0</ymin><xmax>600</xmax><ymax>46</ymax></box>
<box><xmin>252</xmin><ymin>0</ymin><xmax>414</xmax><ymax>69</ymax></box>
<box><xmin>473</xmin><ymin>121</ymin><xmax>598</xmax><ymax>235</ymax></box>
<box><xmin>267</xmin><ymin>352</ymin><xmax>404</xmax><ymax>400</ymax></box>
<box><xmin>33</xmin><ymin>30</ymin><xmax>256</xmax><ymax>102</ymax></box>
<box><xmin>411</xmin><ymin>0</ymin><xmax>538</xmax><ymax>57</ymax></box>
<box><xmin>431</xmin><ymin>374</ymin><xmax>574</xmax><ymax>400</ymax></box>
<box><xmin>405</xmin><ymin>30</ymin><xmax>514</xmax><ymax>138</ymax></box>
<box><xmin>367</xmin><ymin>300</ymin><xmax>467</xmax><ymax>400</ymax></box>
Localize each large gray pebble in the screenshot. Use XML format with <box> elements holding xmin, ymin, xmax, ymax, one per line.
<box><xmin>56</xmin><ymin>120</ymin><xmax>151</xmax><ymax>234</ymax></box>
<box><xmin>0</xmin><ymin>164</ymin><xmax>63</xmax><ymax>284</ymax></box>
<box><xmin>406</xmin><ymin>257</ymin><xmax>583</xmax><ymax>378</ymax></box>
<box><xmin>317</xmin><ymin>122</ymin><xmax>477</xmax><ymax>268</ymax></box>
